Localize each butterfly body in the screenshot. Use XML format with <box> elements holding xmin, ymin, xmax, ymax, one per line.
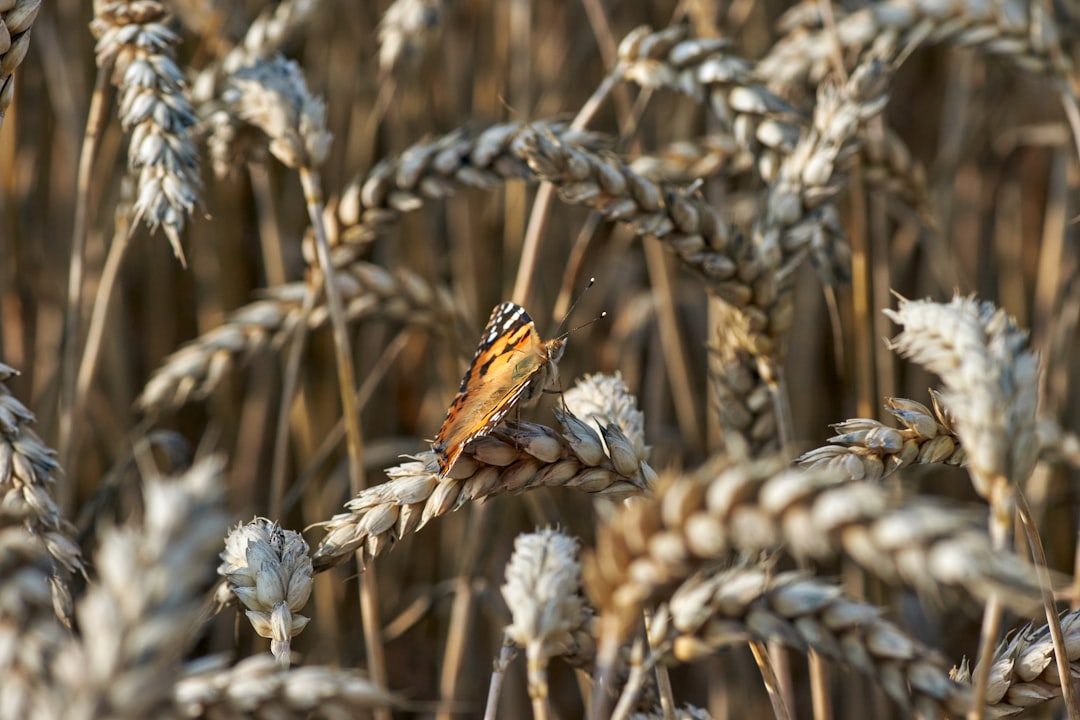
<box><xmin>432</xmin><ymin>302</ymin><xmax>565</xmax><ymax>477</ymax></box>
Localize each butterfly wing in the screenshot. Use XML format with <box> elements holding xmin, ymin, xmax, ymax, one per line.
<box><xmin>432</xmin><ymin>303</ymin><xmax>547</xmax><ymax>476</ymax></box>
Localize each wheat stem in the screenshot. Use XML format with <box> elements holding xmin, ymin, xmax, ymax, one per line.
<box><xmin>512</xmin><ymin>70</ymin><xmax>622</xmax><ymax>309</ymax></box>
<box><xmin>484</xmin><ymin>641</ymin><xmax>518</xmax><ymax>720</ymax></box>
<box><xmin>59</xmin><ymin>69</ymin><xmax>111</xmax><ymax>505</ymax></box>
<box><xmin>1015</xmin><ymin>495</ymin><xmax>1080</xmax><ymax>719</ymax></box>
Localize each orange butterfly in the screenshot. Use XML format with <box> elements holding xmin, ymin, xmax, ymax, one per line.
<box><xmin>432</xmin><ymin>302</ymin><xmax>566</xmax><ymax>477</ymax></box>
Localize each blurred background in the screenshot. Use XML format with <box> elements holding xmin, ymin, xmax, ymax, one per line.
<box><xmin>2</xmin><ymin>0</ymin><xmax>1080</xmax><ymax>717</ymax></box>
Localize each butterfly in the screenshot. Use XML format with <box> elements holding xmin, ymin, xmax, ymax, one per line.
<box><xmin>432</xmin><ymin>302</ymin><xmax>566</xmax><ymax>477</ymax></box>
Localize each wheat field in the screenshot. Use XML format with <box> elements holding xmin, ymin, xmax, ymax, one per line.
<box><xmin>3</xmin><ymin>0</ymin><xmax>1080</xmax><ymax>718</ymax></box>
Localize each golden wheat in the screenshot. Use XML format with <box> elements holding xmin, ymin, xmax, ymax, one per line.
<box><xmin>5</xmin><ymin>2</ymin><xmax>1080</xmax><ymax>718</ymax></box>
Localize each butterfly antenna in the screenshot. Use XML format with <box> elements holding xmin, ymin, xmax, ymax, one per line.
<box><xmin>557</xmin><ymin>311</ymin><xmax>608</xmax><ymax>341</ymax></box>
<box><xmin>554</xmin><ymin>277</ymin><xmax>596</xmax><ymax>336</ymax></box>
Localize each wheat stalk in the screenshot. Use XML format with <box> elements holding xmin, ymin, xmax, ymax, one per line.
<box><xmin>655</xmin><ymin>567</ymin><xmax>972</xmax><ymax>717</ymax></box>
<box><xmin>91</xmin><ymin>0</ymin><xmax>202</xmax><ymax>264</ymax></box>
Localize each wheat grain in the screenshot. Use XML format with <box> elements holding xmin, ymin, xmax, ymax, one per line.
<box><xmin>219</xmin><ymin>518</ymin><xmax>313</xmax><ymax>669</ymax></box>
<box><xmin>562</xmin><ymin>372</ymin><xmax>648</xmax><ymax>465</ymax></box>
<box><xmin>91</xmin><ymin>0</ymin><xmax>201</xmax><ymax>264</ymax></box>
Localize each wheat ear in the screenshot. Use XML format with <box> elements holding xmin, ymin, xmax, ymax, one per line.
<box><xmin>585</xmin><ymin>456</ymin><xmax>1044</xmax><ymax>640</ymax></box>
<box><xmin>91</xmin><ymin>0</ymin><xmax>201</xmax><ymax>264</ymax></box>
<box><xmin>136</xmin><ymin>254</ymin><xmax>456</xmax><ymax>415</ymax></box>
<box><xmin>378</xmin><ymin>0</ymin><xmax>444</xmax><ymax>76</ymax></box>
<box><xmin>654</xmin><ymin>567</ymin><xmax>972</xmax><ymax>717</ymax></box>
<box><xmin>173</xmin><ymin>654</ymin><xmax>395</xmax><ymax>717</ymax></box>
<box><xmin>338</xmin><ymin>120</ymin><xmax>607</xmax><ymax>245</ymax></box>
<box><xmin>886</xmin><ymin>295</ymin><xmax>1040</xmax><ymax>502</ymax></box>
<box><xmin>798</xmin><ymin>395</ymin><xmax>965</xmax><ymax>481</ymax></box>
<box><xmin>885</xmin><ymin>294</ymin><xmax>1056</xmax><ymax>718</ymax></box>
<box><xmin>760</xmin><ymin>0</ymin><xmax>1074</xmax><ymax>96</ymax></box>
<box><xmin>0</xmin><ymin>500</ymin><xmax>70</xmax><ymax>718</ymax></box>
<box><xmin>219</xmin><ymin>518</ymin><xmax>313</xmax><ymax>668</ymax></box>
<box><xmin>0</xmin><ymin>364</ymin><xmax>84</xmax><ymax>622</ymax></box>
<box><xmin>0</xmin><ymin>0</ymin><xmax>39</xmax><ymax>127</ymax></box>
<box><xmin>500</xmin><ymin>529</ymin><xmax>589</xmax><ymax>720</ymax></box>
<box><xmin>615</xmin><ymin>24</ymin><xmax>798</xmax><ymax>183</ymax></box>
<box><xmin>34</xmin><ymin>458</ymin><xmax>228</xmax><ymax>719</ymax></box>
<box><xmin>314</xmin><ymin>373</ymin><xmax>654</xmax><ymax>570</ymax></box>
<box><xmin>953</xmin><ymin>607</ymin><xmax>1080</xmax><ymax>716</ymax></box>
<box><xmin>315</xmin><ymin>416</ymin><xmax>653</xmax><ymax>571</ymax></box>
